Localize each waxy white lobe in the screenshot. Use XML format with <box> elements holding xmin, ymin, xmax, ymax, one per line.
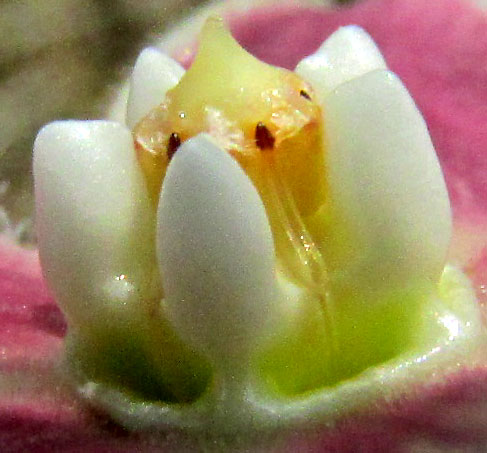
<box><xmin>321</xmin><ymin>70</ymin><xmax>452</xmax><ymax>291</ymax></box>
<box><xmin>126</xmin><ymin>47</ymin><xmax>185</xmax><ymax>129</ymax></box>
<box><xmin>157</xmin><ymin>134</ymin><xmax>278</xmax><ymax>365</ymax></box>
<box><xmin>293</xmin><ymin>25</ymin><xmax>451</xmax><ymax>293</ymax></box>
<box><xmin>33</xmin><ymin>121</ymin><xmax>155</xmax><ymax>324</ymax></box>
<box><xmin>296</xmin><ymin>25</ymin><xmax>387</xmax><ymax>102</ymax></box>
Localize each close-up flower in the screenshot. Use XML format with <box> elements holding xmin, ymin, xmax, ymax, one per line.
<box><xmin>3</xmin><ymin>0</ymin><xmax>487</xmax><ymax>451</ymax></box>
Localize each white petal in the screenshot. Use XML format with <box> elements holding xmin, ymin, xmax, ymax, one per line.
<box><xmin>157</xmin><ymin>134</ymin><xmax>277</xmax><ymax>364</ymax></box>
<box><xmin>322</xmin><ymin>70</ymin><xmax>451</xmax><ymax>292</ymax></box>
<box><xmin>295</xmin><ymin>25</ymin><xmax>387</xmax><ymax>102</ymax></box>
<box><xmin>126</xmin><ymin>47</ymin><xmax>185</xmax><ymax>129</ymax></box>
<box><xmin>34</xmin><ymin>120</ymin><xmax>155</xmax><ymax>324</ymax></box>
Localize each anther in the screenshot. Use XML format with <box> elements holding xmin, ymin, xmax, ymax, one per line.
<box><xmin>167</xmin><ymin>132</ymin><xmax>182</xmax><ymax>160</ymax></box>
<box><xmin>255</xmin><ymin>122</ymin><xmax>275</xmax><ymax>150</ymax></box>
<box><xmin>300</xmin><ymin>89</ymin><xmax>312</xmax><ymax>101</ymax></box>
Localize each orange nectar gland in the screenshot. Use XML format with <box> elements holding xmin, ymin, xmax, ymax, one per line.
<box><xmin>133</xmin><ymin>16</ymin><xmax>328</xmax><ymax>290</ymax></box>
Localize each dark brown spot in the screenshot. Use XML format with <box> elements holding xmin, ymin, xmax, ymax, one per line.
<box><xmin>167</xmin><ymin>132</ymin><xmax>181</xmax><ymax>160</ymax></box>
<box><xmin>255</xmin><ymin>122</ymin><xmax>275</xmax><ymax>150</ymax></box>
<box><xmin>300</xmin><ymin>89</ymin><xmax>312</xmax><ymax>101</ymax></box>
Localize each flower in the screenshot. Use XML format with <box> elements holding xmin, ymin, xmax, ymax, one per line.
<box><xmin>3</xmin><ymin>0</ymin><xmax>487</xmax><ymax>450</ymax></box>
